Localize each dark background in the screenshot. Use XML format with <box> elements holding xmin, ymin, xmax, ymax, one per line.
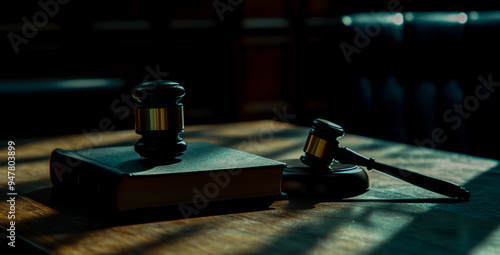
<box><xmin>1</xmin><ymin>1</ymin><xmax>500</xmax><ymax>159</ymax></box>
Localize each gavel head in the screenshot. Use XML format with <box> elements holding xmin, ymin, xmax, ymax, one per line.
<box><xmin>300</xmin><ymin>118</ymin><xmax>345</xmax><ymax>170</ymax></box>
<box><xmin>132</xmin><ymin>80</ymin><xmax>187</xmax><ymax>160</ymax></box>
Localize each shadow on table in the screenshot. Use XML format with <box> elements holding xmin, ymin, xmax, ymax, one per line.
<box><xmin>364</xmin><ymin>163</ymin><xmax>500</xmax><ymax>255</ymax></box>
<box><xmin>12</xmin><ymin>164</ymin><xmax>500</xmax><ymax>255</ymax></box>
<box><xmin>247</xmin><ymin>163</ymin><xmax>500</xmax><ymax>255</ymax></box>
<box><xmin>284</xmin><ymin>197</ymin><xmax>462</xmax><ymax>210</ymax></box>
<box><xmin>9</xmin><ymin>184</ymin><xmax>278</xmax><ymax>254</ymax></box>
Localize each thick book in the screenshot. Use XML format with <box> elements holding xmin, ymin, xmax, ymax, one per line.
<box><xmin>50</xmin><ymin>142</ymin><xmax>285</xmax><ymax>212</ymax></box>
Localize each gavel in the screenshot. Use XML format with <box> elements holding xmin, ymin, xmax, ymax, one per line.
<box><xmin>300</xmin><ymin>118</ymin><xmax>471</xmax><ymax>200</ymax></box>
<box><xmin>132</xmin><ymin>80</ymin><xmax>187</xmax><ymax>160</ymax></box>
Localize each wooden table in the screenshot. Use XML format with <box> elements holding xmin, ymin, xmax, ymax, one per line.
<box><xmin>1</xmin><ymin>120</ymin><xmax>499</xmax><ymax>254</ymax></box>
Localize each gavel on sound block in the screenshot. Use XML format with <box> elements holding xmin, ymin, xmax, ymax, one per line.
<box><xmin>299</xmin><ymin>118</ymin><xmax>470</xmax><ymax>200</ymax></box>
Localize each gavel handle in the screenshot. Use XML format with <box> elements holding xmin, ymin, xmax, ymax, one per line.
<box><xmin>335</xmin><ymin>147</ymin><xmax>471</xmax><ymax>200</ymax></box>
<box><xmin>371</xmin><ymin>161</ymin><xmax>470</xmax><ymax>200</ymax></box>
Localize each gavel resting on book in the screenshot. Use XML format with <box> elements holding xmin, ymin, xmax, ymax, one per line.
<box><xmin>50</xmin><ymin>80</ymin><xmax>469</xmax><ymax>214</ymax></box>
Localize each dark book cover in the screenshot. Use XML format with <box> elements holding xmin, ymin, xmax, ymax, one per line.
<box><xmin>50</xmin><ymin>142</ymin><xmax>286</xmax><ymax>212</ymax></box>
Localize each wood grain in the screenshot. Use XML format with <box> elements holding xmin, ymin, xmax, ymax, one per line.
<box><xmin>1</xmin><ymin>120</ymin><xmax>499</xmax><ymax>254</ymax></box>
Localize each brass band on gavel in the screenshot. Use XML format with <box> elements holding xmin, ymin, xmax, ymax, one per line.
<box><xmin>134</xmin><ymin>106</ymin><xmax>184</xmax><ymax>131</ymax></box>
<box><xmin>303</xmin><ymin>132</ymin><xmax>337</xmax><ymax>160</ymax></box>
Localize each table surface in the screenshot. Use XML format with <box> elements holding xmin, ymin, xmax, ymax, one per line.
<box><xmin>1</xmin><ymin>120</ymin><xmax>499</xmax><ymax>255</ymax></box>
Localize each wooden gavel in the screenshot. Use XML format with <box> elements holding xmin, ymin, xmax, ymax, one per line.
<box><xmin>301</xmin><ymin>118</ymin><xmax>471</xmax><ymax>200</ymax></box>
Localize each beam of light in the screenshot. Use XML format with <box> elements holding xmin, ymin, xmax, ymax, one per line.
<box><xmin>342</xmin><ymin>16</ymin><xmax>352</xmax><ymax>26</ymax></box>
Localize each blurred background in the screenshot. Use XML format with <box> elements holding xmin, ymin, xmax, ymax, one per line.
<box><xmin>1</xmin><ymin>1</ymin><xmax>500</xmax><ymax>159</ymax></box>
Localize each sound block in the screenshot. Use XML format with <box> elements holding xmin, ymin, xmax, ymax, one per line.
<box><xmin>281</xmin><ymin>159</ymin><xmax>370</xmax><ymax>198</ymax></box>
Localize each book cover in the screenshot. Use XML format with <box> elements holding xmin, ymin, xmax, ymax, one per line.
<box><xmin>50</xmin><ymin>142</ymin><xmax>286</xmax><ymax>212</ymax></box>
